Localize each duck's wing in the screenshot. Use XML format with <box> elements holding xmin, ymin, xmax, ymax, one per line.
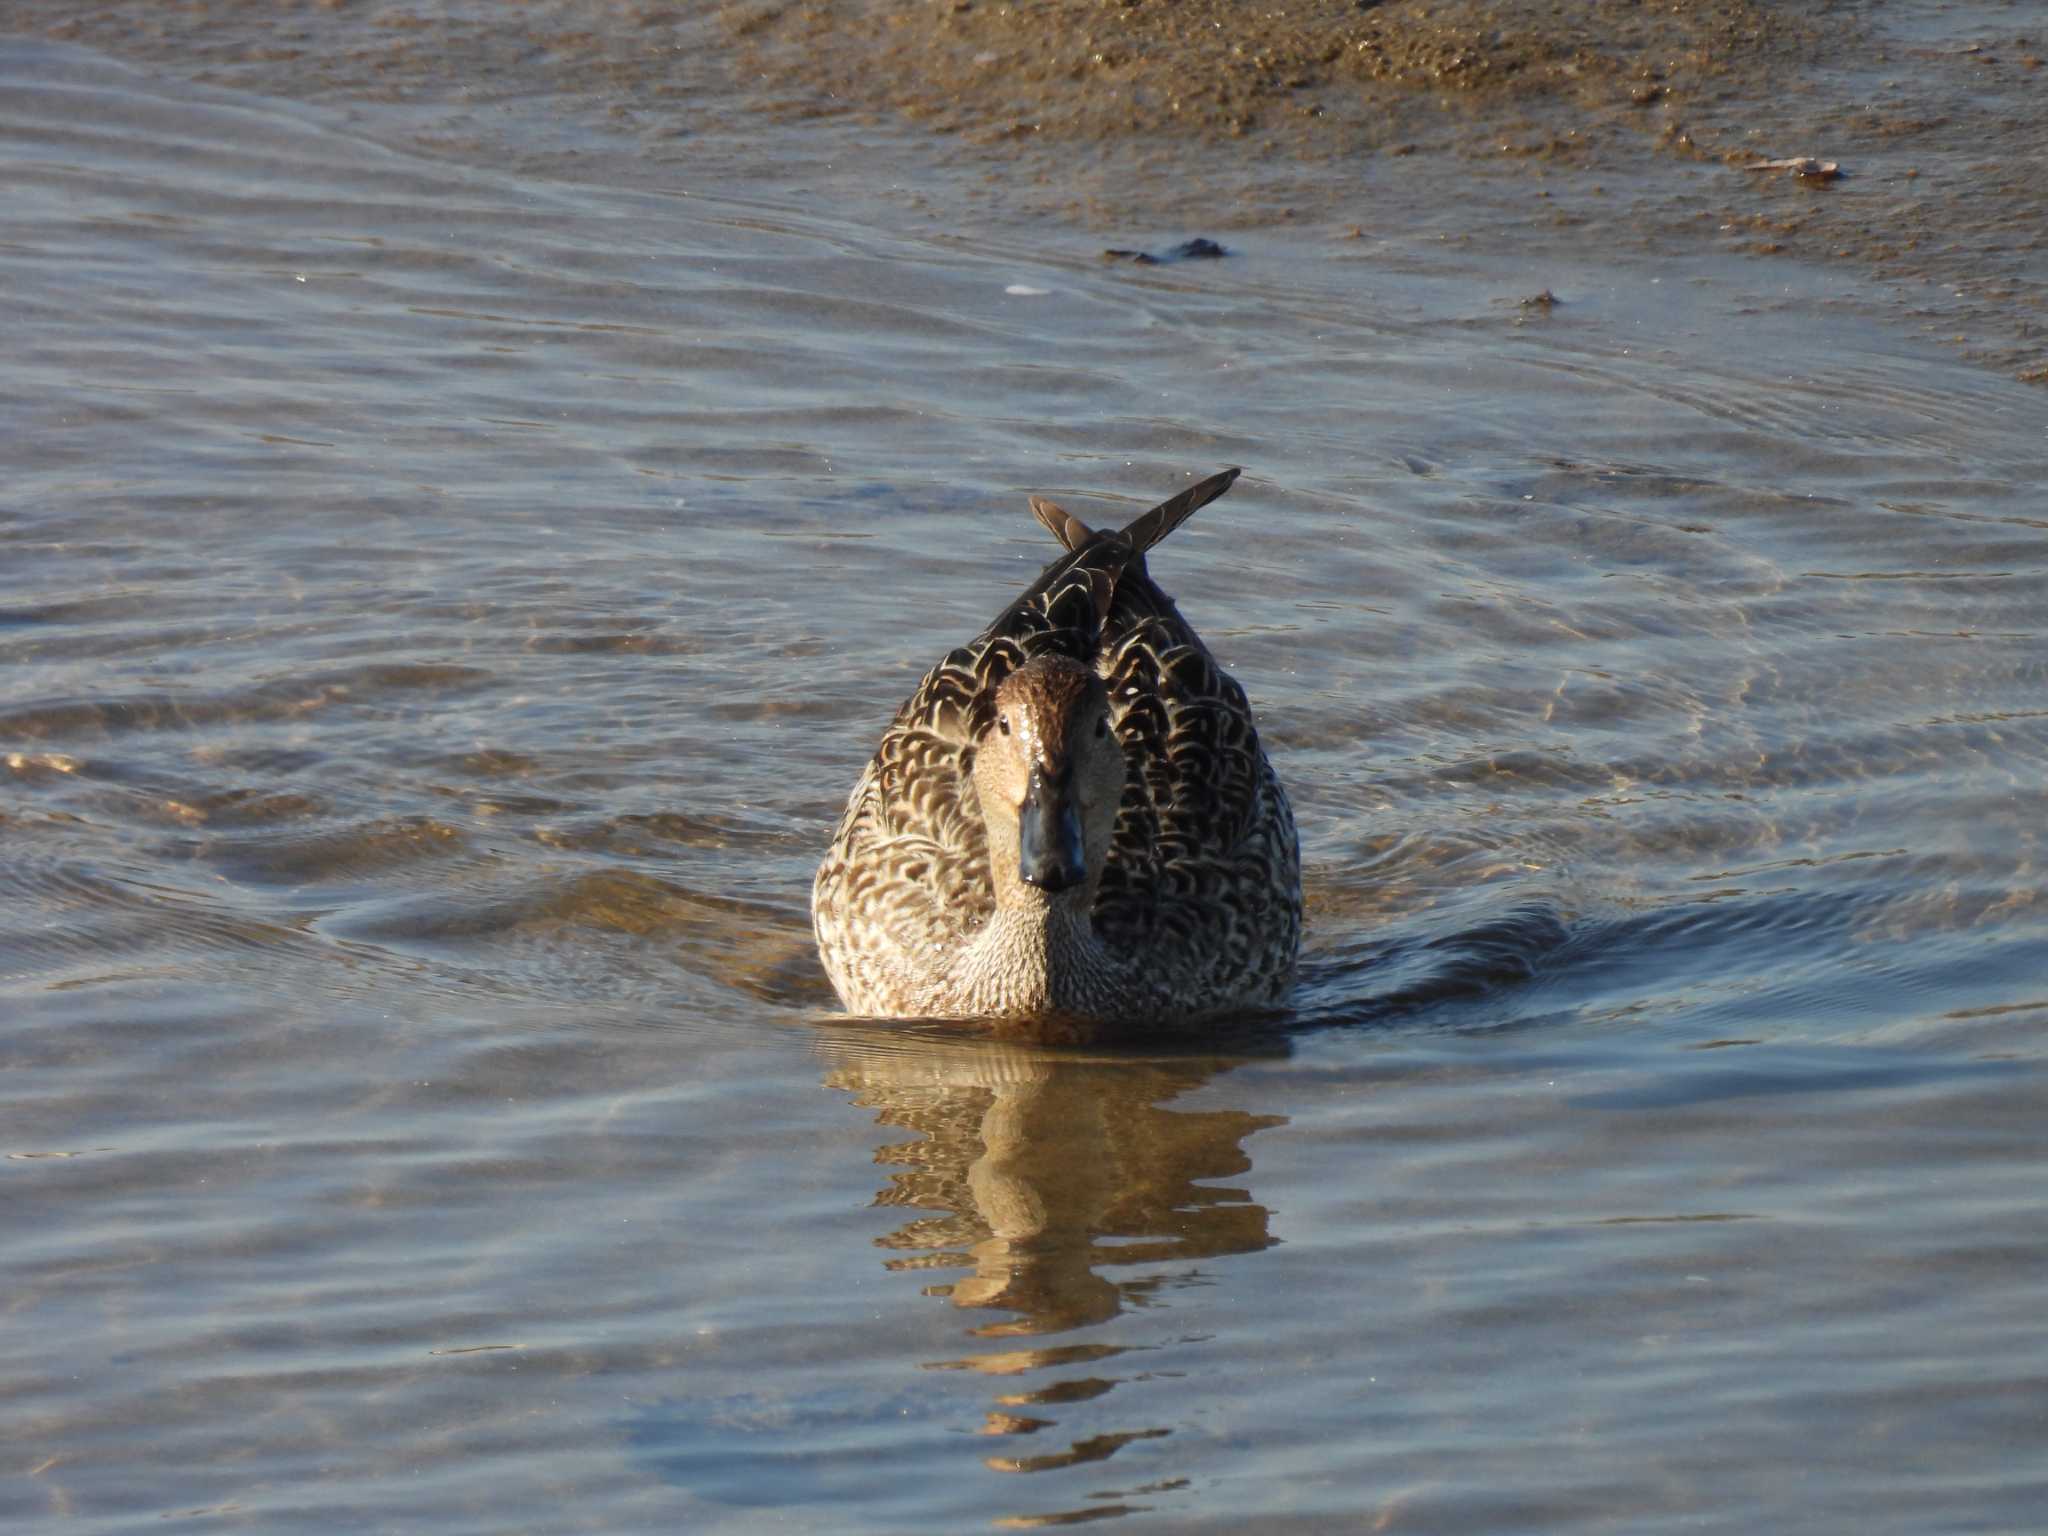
<box><xmin>1093</xmin><ymin>598</ymin><xmax>1275</xmax><ymax>954</ymax></box>
<box><xmin>1088</xmin><ymin>474</ymin><xmax>1299</xmax><ymax>973</ymax></box>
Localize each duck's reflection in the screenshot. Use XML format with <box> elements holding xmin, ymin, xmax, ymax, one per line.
<box><xmin>816</xmin><ymin>1027</ymin><xmax>1285</xmax><ymax>1512</ymax></box>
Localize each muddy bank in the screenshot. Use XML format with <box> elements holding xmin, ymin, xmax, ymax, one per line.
<box><xmin>730</xmin><ymin>0</ymin><xmax>1808</xmax><ymax>147</ymax></box>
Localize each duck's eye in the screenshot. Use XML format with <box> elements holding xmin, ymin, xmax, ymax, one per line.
<box><xmin>1094</xmin><ymin>714</ymin><xmax>1110</xmax><ymax>739</ymax></box>
<box><xmin>997</xmin><ymin>715</ymin><xmax>1011</xmax><ymax>736</ymax></box>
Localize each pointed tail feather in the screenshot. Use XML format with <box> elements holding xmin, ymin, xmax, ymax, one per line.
<box><xmin>1029</xmin><ymin>496</ymin><xmax>1096</xmax><ymax>552</ymax></box>
<box><xmin>1115</xmin><ymin>467</ymin><xmax>1241</xmax><ymax>556</ymax></box>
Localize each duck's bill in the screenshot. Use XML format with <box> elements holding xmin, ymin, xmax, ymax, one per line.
<box><xmin>1018</xmin><ymin>766</ymin><xmax>1086</xmax><ymax>892</ymax></box>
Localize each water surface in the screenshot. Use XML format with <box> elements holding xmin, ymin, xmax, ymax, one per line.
<box><xmin>4</xmin><ymin>26</ymin><xmax>2046</xmax><ymax>1533</ymax></box>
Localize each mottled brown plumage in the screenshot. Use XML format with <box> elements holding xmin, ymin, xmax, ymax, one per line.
<box><xmin>812</xmin><ymin>468</ymin><xmax>1301</xmax><ymax>1032</ymax></box>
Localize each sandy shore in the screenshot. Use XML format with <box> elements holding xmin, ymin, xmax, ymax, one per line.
<box><xmin>732</xmin><ymin>0</ymin><xmax>1808</xmax><ymax>146</ymax></box>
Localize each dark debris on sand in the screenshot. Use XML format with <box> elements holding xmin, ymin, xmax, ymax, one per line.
<box><xmin>1102</xmin><ymin>238</ymin><xmax>1229</xmax><ymax>265</ymax></box>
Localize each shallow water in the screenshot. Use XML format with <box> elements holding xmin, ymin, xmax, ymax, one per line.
<box><xmin>4</xmin><ymin>26</ymin><xmax>2047</xmax><ymax>1534</ymax></box>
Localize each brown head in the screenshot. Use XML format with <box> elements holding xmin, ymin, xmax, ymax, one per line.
<box><xmin>972</xmin><ymin>655</ymin><xmax>1125</xmax><ymax>903</ymax></box>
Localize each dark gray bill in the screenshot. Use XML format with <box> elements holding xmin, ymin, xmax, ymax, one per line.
<box><xmin>1018</xmin><ymin>765</ymin><xmax>1086</xmax><ymax>891</ymax></box>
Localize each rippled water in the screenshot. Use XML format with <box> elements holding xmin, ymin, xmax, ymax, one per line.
<box><xmin>5</xmin><ymin>30</ymin><xmax>2047</xmax><ymax>1533</ymax></box>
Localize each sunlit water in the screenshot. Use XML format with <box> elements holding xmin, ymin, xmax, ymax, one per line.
<box><xmin>5</xmin><ymin>34</ymin><xmax>2046</xmax><ymax>1533</ymax></box>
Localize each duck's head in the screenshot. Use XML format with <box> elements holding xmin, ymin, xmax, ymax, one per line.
<box><xmin>974</xmin><ymin>655</ymin><xmax>1125</xmax><ymax>900</ymax></box>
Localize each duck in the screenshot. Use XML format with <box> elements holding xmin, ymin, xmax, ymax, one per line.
<box><xmin>812</xmin><ymin>467</ymin><xmax>1301</xmax><ymax>1033</ymax></box>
